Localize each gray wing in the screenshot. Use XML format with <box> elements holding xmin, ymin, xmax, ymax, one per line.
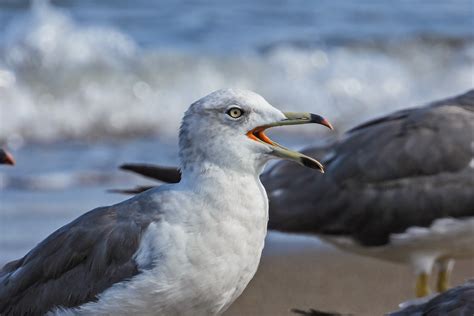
<box><xmin>0</xmin><ymin>194</ymin><xmax>160</xmax><ymax>315</ymax></box>
<box><xmin>389</xmin><ymin>280</ymin><xmax>474</xmax><ymax>315</ymax></box>
<box><xmin>265</xmin><ymin>90</ymin><xmax>474</xmax><ymax>246</ymax></box>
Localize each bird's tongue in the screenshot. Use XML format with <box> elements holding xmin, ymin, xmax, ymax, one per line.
<box><xmin>246</xmin><ymin>127</ymin><xmax>274</xmax><ymax>145</ymax></box>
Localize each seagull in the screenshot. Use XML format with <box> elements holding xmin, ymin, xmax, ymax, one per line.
<box><xmin>265</xmin><ymin>89</ymin><xmax>474</xmax><ymax>298</ymax></box>
<box><xmin>389</xmin><ymin>279</ymin><xmax>474</xmax><ymax>316</ymax></box>
<box><xmin>115</xmin><ymin>90</ymin><xmax>474</xmax><ymax>297</ymax></box>
<box><xmin>0</xmin><ymin>149</ymin><xmax>15</xmax><ymax>165</ymax></box>
<box><xmin>0</xmin><ymin>89</ymin><xmax>332</xmax><ymax>315</ymax></box>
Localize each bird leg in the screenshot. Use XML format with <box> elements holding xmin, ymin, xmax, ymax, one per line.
<box><xmin>436</xmin><ymin>258</ymin><xmax>454</xmax><ymax>293</ymax></box>
<box><xmin>415</xmin><ymin>272</ymin><xmax>431</xmax><ymax>297</ymax></box>
<box><xmin>437</xmin><ymin>270</ymin><xmax>450</xmax><ymax>293</ymax></box>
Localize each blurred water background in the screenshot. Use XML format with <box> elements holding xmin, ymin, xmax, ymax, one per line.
<box><xmin>0</xmin><ymin>0</ymin><xmax>473</xmax><ymax>264</ymax></box>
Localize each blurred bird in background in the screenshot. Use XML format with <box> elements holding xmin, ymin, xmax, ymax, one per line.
<box><xmin>293</xmin><ymin>279</ymin><xmax>474</xmax><ymax>316</ymax></box>
<box><xmin>389</xmin><ymin>279</ymin><xmax>474</xmax><ymax>316</ymax></box>
<box><xmin>0</xmin><ymin>149</ymin><xmax>15</xmax><ymax>166</ymax></box>
<box><xmin>116</xmin><ymin>90</ymin><xmax>474</xmax><ymax>298</ymax></box>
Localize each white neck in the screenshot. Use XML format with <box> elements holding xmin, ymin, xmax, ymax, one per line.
<box><xmin>177</xmin><ymin>162</ymin><xmax>269</xmax><ymax>232</ymax></box>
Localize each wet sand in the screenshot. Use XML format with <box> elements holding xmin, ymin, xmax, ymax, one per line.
<box><xmin>226</xmin><ymin>240</ymin><xmax>474</xmax><ymax>316</ymax></box>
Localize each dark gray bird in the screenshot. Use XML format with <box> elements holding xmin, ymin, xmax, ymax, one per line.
<box><xmin>292</xmin><ymin>279</ymin><xmax>474</xmax><ymax>316</ymax></box>
<box><xmin>389</xmin><ymin>279</ymin><xmax>474</xmax><ymax>316</ymax></box>
<box><xmin>0</xmin><ymin>149</ymin><xmax>15</xmax><ymax>165</ymax></box>
<box><xmin>116</xmin><ymin>90</ymin><xmax>474</xmax><ymax>298</ymax></box>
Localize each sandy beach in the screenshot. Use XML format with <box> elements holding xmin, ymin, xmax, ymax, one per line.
<box><xmin>226</xmin><ymin>238</ymin><xmax>474</xmax><ymax>316</ymax></box>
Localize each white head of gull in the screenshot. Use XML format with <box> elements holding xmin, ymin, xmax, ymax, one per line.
<box><xmin>0</xmin><ymin>89</ymin><xmax>331</xmax><ymax>316</ymax></box>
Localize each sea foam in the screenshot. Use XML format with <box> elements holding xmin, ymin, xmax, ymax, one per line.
<box><xmin>0</xmin><ymin>1</ymin><xmax>472</xmax><ymax>144</ymax></box>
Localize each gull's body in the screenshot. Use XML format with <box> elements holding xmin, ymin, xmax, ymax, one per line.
<box><xmin>265</xmin><ymin>90</ymin><xmax>474</xmax><ymax>297</ymax></box>
<box><xmin>0</xmin><ymin>89</ymin><xmax>329</xmax><ymax>315</ymax></box>
<box><xmin>116</xmin><ymin>90</ymin><xmax>474</xmax><ymax>297</ymax></box>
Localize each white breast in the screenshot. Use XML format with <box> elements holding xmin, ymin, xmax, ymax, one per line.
<box><xmin>63</xmin><ymin>172</ymin><xmax>268</xmax><ymax>316</ymax></box>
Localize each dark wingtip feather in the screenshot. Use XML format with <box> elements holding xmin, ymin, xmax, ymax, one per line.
<box><xmin>291</xmin><ymin>308</ymin><xmax>351</xmax><ymax>316</ymax></box>
<box><xmin>119</xmin><ymin>163</ymin><xmax>181</xmax><ymax>183</ymax></box>
<box><xmin>300</xmin><ymin>157</ymin><xmax>324</xmax><ymax>173</ymax></box>
<box><xmin>108</xmin><ymin>186</ymin><xmax>155</xmax><ymax>195</ymax></box>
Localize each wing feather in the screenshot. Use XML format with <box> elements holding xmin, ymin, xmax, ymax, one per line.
<box><xmin>0</xmin><ymin>196</ymin><xmax>160</xmax><ymax>315</ymax></box>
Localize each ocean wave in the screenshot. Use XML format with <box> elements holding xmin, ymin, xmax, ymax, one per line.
<box><xmin>0</xmin><ymin>1</ymin><xmax>473</xmax><ymax>145</ymax></box>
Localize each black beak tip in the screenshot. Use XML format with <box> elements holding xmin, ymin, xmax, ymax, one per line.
<box><xmin>310</xmin><ymin>114</ymin><xmax>334</xmax><ymax>130</ymax></box>
<box><xmin>300</xmin><ymin>157</ymin><xmax>324</xmax><ymax>173</ymax></box>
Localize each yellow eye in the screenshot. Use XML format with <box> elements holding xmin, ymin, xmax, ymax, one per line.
<box><xmin>226</xmin><ymin>107</ymin><xmax>244</xmax><ymax>119</ymax></box>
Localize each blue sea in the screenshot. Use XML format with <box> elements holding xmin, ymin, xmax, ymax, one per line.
<box><xmin>0</xmin><ymin>0</ymin><xmax>473</xmax><ymax>263</ymax></box>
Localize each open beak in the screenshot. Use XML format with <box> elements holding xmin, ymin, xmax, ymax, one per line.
<box><xmin>246</xmin><ymin>112</ymin><xmax>333</xmax><ymax>172</ymax></box>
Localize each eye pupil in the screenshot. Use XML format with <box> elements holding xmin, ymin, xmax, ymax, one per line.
<box><xmin>227</xmin><ymin>107</ymin><xmax>243</xmax><ymax>118</ymax></box>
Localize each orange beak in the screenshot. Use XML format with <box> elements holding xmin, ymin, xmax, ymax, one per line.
<box><xmin>246</xmin><ymin>112</ymin><xmax>333</xmax><ymax>171</ymax></box>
